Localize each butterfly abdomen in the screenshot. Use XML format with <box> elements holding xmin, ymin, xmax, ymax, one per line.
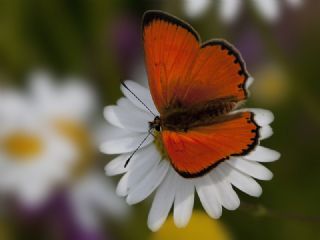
<box><xmin>162</xmin><ymin>97</ymin><xmax>238</xmax><ymax>131</ymax></box>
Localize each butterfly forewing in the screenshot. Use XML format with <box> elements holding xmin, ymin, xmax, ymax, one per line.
<box><xmin>183</xmin><ymin>40</ymin><xmax>249</xmax><ymax>106</ymax></box>
<box><xmin>143</xmin><ymin>10</ymin><xmax>200</xmax><ymax>113</ymax></box>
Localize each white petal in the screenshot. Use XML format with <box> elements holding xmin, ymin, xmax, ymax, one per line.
<box><xmin>103</xmin><ymin>102</ymin><xmax>150</xmax><ymax>132</ymax></box>
<box><xmin>99</xmin><ymin>124</ymin><xmax>135</xmax><ymax>140</ymax></box>
<box><xmin>220</xmin><ymin>0</ymin><xmax>242</xmax><ymax>23</ymax></box>
<box><xmin>173</xmin><ymin>176</ymin><xmax>194</xmax><ymax>228</ymax></box>
<box><xmin>195</xmin><ymin>175</ymin><xmax>222</xmax><ymax>218</ymax></box>
<box><xmin>210</xmin><ymin>170</ymin><xmax>240</xmax><ymax>210</ymax></box>
<box><xmin>228</xmin><ymin>158</ymin><xmax>273</xmax><ymax>180</ymax></box>
<box><xmin>219</xmin><ymin>162</ymin><xmax>262</xmax><ymax>197</ymax></box>
<box><xmin>126</xmin><ymin>146</ymin><xmax>161</xmax><ymax>189</ymax></box>
<box><xmin>232</xmin><ymin>108</ymin><xmax>274</xmax><ymax>126</ymax></box>
<box><xmin>244</xmin><ymin>146</ymin><xmax>280</xmax><ymax>162</ymax></box>
<box><xmin>252</xmin><ymin>0</ymin><xmax>280</xmax><ymax>22</ymax></box>
<box><xmin>118</xmin><ymin>97</ymin><xmax>154</xmax><ymax>124</ymax></box>
<box><xmin>59</xmin><ymin>80</ymin><xmax>96</xmax><ymax>119</ymax></box>
<box><xmin>245</xmin><ymin>77</ymin><xmax>255</xmax><ymax>90</ymax></box>
<box><xmin>0</xmin><ymin>90</ymin><xmax>31</xmax><ymax>125</ymax></box>
<box><xmin>100</xmin><ymin>133</ymin><xmax>153</xmax><ymax>154</ymax></box>
<box><xmin>251</xmin><ymin>108</ymin><xmax>275</xmax><ymax>126</ymax></box>
<box><xmin>116</xmin><ymin>173</ymin><xmax>129</xmax><ymax>197</ymax></box>
<box><xmin>105</xmin><ymin>154</ymin><xmax>130</xmax><ymax>176</ymax></box>
<box><xmin>260</xmin><ymin>125</ymin><xmax>273</xmax><ymax>140</ymax></box>
<box><xmin>147</xmin><ymin>169</ymin><xmax>176</xmax><ymax>232</ymax></box>
<box><xmin>126</xmin><ymin>161</ymin><xmax>169</xmax><ymax>205</ymax></box>
<box><xmin>18</xmin><ymin>183</ymin><xmax>50</xmax><ymax>207</ymax></box>
<box><xmin>28</xmin><ymin>72</ymin><xmax>56</xmax><ymax>105</ymax></box>
<box><xmin>104</xmin><ymin>145</ymin><xmax>156</xmax><ymax>176</ymax></box>
<box><xmin>103</xmin><ymin>105</ymin><xmax>123</xmax><ymax>128</ymax></box>
<box><xmin>183</xmin><ymin>0</ymin><xmax>211</xmax><ymax>18</ymax></box>
<box><xmin>120</xmin><ymin>80</ymin><xmax>159</xmax><ymax>115</ymax></box>
<box><xmin>28</xmin><ymin>73</ymin><xmax>96</xmax><ymax>121</ymax></box>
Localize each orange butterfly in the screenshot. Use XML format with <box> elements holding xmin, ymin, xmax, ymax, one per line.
<box><xmin>130</xmin><ymin>10</ymin><xmax>260</xmax><ymax>178</ymax></box>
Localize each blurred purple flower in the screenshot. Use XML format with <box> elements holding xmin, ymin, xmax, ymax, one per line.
<box><xmin>111</xmin><ymin>14</ymin><xmax>141</xmax><ymax>77</ymax></box>
<box><xmin>17</xmin><ymin>191</ymin><xmax>110</xmax><ymax>240</ymax></box>
<box><xmin>236</xmin><ymin>27</ymin><xmax>266</xmax><ymax>70</ymax></box>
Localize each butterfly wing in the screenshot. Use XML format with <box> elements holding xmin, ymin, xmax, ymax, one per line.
<box><xmin>161</xmin><ymin>111</ymin><xmax>260</xmax><ymax>177</ymax></box>
<box><xmin>143</xmin><ymin>10</ymin><xmax>200</xmax><ymax>113</ymax></box>
<box><xmin>143</xmin><ymin>11</ymin><xmax>250</xmax><ymax>112</ymax></box>
<box><xmin>144</xmin><ymin>11</ymin><xmax>257</xmax><ymax>177</ymax></box>
<box><xmin>181</xmin><ymin>40</ymin><xmax>249</xmax><ymax>106</ymax></box>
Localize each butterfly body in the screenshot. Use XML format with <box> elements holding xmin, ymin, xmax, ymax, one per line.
<box><xmin>151</xmin><ymin>97</ymin><xmax>238</xmax><ymax>132</ymax></box>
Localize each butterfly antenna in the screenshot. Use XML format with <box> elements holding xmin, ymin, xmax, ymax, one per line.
<box><xmin>121</xmin><ymin>81</ymin><xmax>156</xmax><ymax>117</ymax></box>
<box><xmin>124</xmin><ymin>131</ymin><xmax>152</xmax><ymax>168</ymax></box>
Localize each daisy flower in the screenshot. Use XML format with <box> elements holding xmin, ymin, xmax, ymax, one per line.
<box><xmin>26</xmin><ymin>72</ymin><xmax>97</xmax><ymax>179</ymax></box>
<box><xmin>0</xmin><ymin>89</ymin><xmax>76</xmax><ymax>207</ymax></box>
<box><xmin>183</xmin><ymin>0</ymin><xmax>303</xmax><ymax>23</ymax></box>
<box><xmin>0</xmin><ymin>71</ymin><xmax>128</xmax><ymax>232</ymax></box>
<box><xmin>101</xmin><ymin>80</ymin><xmax>280</xmax><ymax>231</ymax></box>
<box><xmin>27</xmin><ymin>72</ymin><xmax>128</xmax><ymax>229</ymax></box>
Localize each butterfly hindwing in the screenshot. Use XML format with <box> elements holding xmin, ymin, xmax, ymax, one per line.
<box><xmin>161</xmin><ymin>111</ymin><xmax>260</xmax><ymax>177</ymax></box>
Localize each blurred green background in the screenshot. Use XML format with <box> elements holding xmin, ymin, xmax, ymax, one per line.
<box><xmin>0</xmin><ymin>0</ymin><xmax>319</xmax><ymax>239</ymax></box>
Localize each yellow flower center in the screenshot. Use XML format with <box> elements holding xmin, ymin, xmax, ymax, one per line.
<box><xmin>153</xmin><ymin>131</ymin><xmax>169</xmax><ymax>160</ymax></box>
<box><xmin>2</xmin><ymin>132</ymin><xmax>43</xmax><ymax>161</ymax></box>
<box><xmin>54</xmin><ymin>119</ymin><xmax>94</xmax><ymax>179</ymax></box>
<box><xmin>149</xmin><ymin>211</ymin><xmax>232</xmax><ymax>240</ymax></box>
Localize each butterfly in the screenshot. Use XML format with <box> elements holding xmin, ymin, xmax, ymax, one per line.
<box><xmin>125</xmin><ymin>10</ymin><xmax>260</xmax><ymax>178</ymax></box>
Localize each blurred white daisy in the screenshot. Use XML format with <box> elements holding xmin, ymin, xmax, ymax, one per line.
<box><xmin>0</xmin><ymin>72</ymin><xmax>128</xmax><ymax>231</ymax></box>
<box><xmin>101</xmin><ymin>80</ymin><xmax>280</xmax><ymax>231</ymax></box>
<box><xmin>183</xmin><ymin>0</ymin><xmax>303</xmax><ymax>23</ymax></box>
<box><xmin>0</xmin><ymin>89</ymin><xmax>76</xmax><ymax>206</ymax></box>
<box><xmin>26</xmin><ymin>72</ymin><xmax>128</xmax><ymax>229</ymax></box>
<box><xmin>26</xmin><ymin>72</ymin><xmax>97</xmax><ymax>179</ymax></box>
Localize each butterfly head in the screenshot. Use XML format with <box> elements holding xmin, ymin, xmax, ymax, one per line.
<box><xmin>149</xmin><ymin>116</ymin><xmax>161</xmax><ymax>132</ymax></box>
